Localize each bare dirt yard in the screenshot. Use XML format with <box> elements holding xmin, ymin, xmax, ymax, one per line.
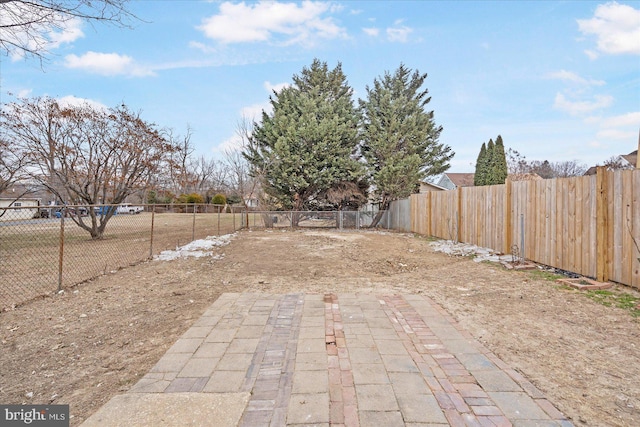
<box><xmin>1</xmin><ymin>229</ymin><xmax>639</xmax><ymax>426</ymax></box>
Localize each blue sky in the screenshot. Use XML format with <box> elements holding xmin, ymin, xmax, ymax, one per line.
<box><xmin>2</xmin><ymin>0</ymin><xmax>639</xmax><ymax>172</ymax></box>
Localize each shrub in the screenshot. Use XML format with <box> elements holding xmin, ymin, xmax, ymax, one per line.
<box><xmin>178</xmin><ymin>193</ymin><xmax>204</xmax><ymax>204</ymax></box>
<box><xmin>211</xmin><ymin>194</ymin><xmax>226</xmax><ymax>205</ymax></box>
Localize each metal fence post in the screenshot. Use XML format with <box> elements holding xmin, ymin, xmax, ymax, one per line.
<box><xmin>520</xmin><ymin>213</ymin><xmax>525</xmax><ymax>261</ymax></box>
<box><xmin>57</xmin><ymin>211</ymin><xmax>65</xmax><ymax>292</ymax></box>
<box><xmin>192</xmin><ymin>203</ymin><xmax>196</xmax><ymax>241</ymax></box>
<box><xmin>149</xmin><ymin>205</ymin><xmax>155</xmax><ymax>258</ymax></box>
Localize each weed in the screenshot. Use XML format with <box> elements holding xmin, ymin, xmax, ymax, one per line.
<box><xmin>529</xmin><ymin>269</ymin><xmax>564</xmax><ymax>282</ymax></box>
<box><xmin>586</xmin><ymin>290</ymin><xmax>640</xmax><ymax>317</ymax></box>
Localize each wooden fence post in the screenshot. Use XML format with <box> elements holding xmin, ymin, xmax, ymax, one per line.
<box><xmin>596</xmin><ymin>167</ymin><xmax>609</xmax><ymax>282</ymax></box>
<box><xmin>504</xmin><ymin>178</ymin><xmax>512</xmax><ymax>254</ymax></box>
<box><xmin>427</xmin><ymin>191</ymin><xmax>432</xmax><ymax>237</ymax></box>
<box><xmin>457</xmin><ymin>186</ymin><xmax>463</xmax><ymax>243</ymax></box>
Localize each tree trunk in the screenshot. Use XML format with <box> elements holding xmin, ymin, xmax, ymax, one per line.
<box><xmin>369</xmin><ymin>198</ymin><xmax>390</xmax><ymax>228</ymax></box>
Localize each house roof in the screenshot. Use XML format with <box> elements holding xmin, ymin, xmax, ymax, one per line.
<box><xmin>621</xmin><ymin>150</ymin><xmax>637</xmax><ymax>167</ymax></box>
<box><xmin>419</xmin><ymin>181</ymin><xmax>447</xmax><ymax>191</ymax></box>
<box><xmin>445</xmin><ymin>173</ymin><xmax>475</xmax><ymax>187</ymax></box>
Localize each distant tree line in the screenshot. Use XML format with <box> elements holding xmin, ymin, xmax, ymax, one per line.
<box><xmin>0</xmin><ymin>97</ymin><xmax>257</xmax><ymax>239</ymax></box>
<box><xmin>506</xmin><ymin>149</ymin><xmax>588</xmax><ymax>179</ymax></box>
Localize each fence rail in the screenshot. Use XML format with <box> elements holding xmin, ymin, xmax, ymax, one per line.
<box><xmin>404</xmin><ymin>168</ymin><xmax>640</xmax><ymax>289</ymax></box>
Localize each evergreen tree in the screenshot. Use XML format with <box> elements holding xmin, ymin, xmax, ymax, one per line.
<box><xmin>474</xmin><ymin>142</ymin><xmax>487</xmax><ymax>186</ymax></box>
<box><xmin>359</xmin><ymin>64</ymin><xmax>453</xmax><ymax>225</ymax></box>
<box><xmin>475</xmin><ymin>136</ymin><xmax>508</xmax><ymax>186</ymax></box>
<box><xmin>491</xmin><ymin>135</ymin><xmax>508</xmax><ymax>185</ymax></box>
<box><xmin>244</xmin><ymin>59</ymin><xmax>365</xmax><ymax>219</ymax></box>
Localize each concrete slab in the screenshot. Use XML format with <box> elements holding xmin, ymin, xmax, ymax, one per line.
<box><xmin>81</xmin><ymin>392</ymin><xmax>249</xmax><ymax>427</ymax></box>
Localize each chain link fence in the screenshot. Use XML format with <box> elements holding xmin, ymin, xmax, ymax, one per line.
<box><xmin>0</xmin><ymin>203</ymin><xmax>244</xmax><ymax>311</ymax></box>
<box><xmin>245</xmin><ymin>210</ymin><xmax>388</xmax><ymax>229</ymax></box>
<box><xmin>1</xmin><ymin>205</ymin><xmax>396</xmax><ymax>310</ymax></box>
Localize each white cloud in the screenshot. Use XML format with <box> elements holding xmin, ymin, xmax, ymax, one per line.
<box><xmin>546</xmin><ymin>70</ymin><xmax>605</xmax><ymax>86</ymax></box>
<box><xmin>16</xmin><ymin>89</ymin><xmax>33</xmax><ymax>98</ymax></box>
<box><xmin>197</xmin><ymin>1</ymin><xmax>346</xmax><ymax>46</ymax></box>
<box><xmin>64</xmin><ymin>51</ymin><xmax>154</xmax><ymax>77</ymax></box>
<box><xmin>386</xmin><ymin>25</ymin><xmax>413</xmax><ymax>43</ymax></box>
<box><xmin>240</xmin><ymin>102</ymin><xmax>271</xmax><ymax>122</ymax></box>
<box><xmin>213</xmin><ymin>134</ymin><xmax>244</xmax><ymax>153</ymax></box>
<box><xmin>601</xmin><ymin>111</ymin><xmax>640</xmax><ymax>127</ymax></box>
<box><xmin>48</xmin><ymin>17</ymin><xmax>84</xmax><ymax>48</ymax></box>
<box><xmin>1</xmin><ymin>7</ymin><xmax>84</xmax><ymax>61</ymax></box>
<box><xmin>56</xmin><ymin>95</ymin><xmax>108</xmax><ymax>110</ymax></box>
<box><xmin>362</xmin><ymin>27</ymin><xmax>379</xmax><ymax>37</ymax></box>
<box><xmin>596</xmin><ymin>128</ymin><xmax>637</xmax><ymax>140</ymax></box>
<box><xmin>553</xmin><ymin>93</ymin><xmax>613</xmax><ymax>116</ymax></box>
<box><xmin>264</xmin><ymin>81</ymin><xmax>290</xmax><ymax>94</ymax></box>
<box><xmin>577</xmin><ymin>1</ymin><xmax>640</xmax><ymax>56</ymax></box>
<box><xmin>584</xmin><ymin>49</ymin><xmax>599</xmax><ymax>60</ymax></box>
<box><xmin>188</xmin><ymin>41</ymin><xmax>217</xmax><ymax>54</ymax></box>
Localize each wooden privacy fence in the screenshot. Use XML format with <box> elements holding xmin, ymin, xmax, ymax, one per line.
<box><xmin>410</xmin><ymin>167</ymin><xmax>640</xmax><ymax>289</ymax></box>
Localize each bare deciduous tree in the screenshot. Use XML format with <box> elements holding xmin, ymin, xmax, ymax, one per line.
<box><xmin>0</xmin><ymin>96</ymin><xmax>177</xmax><ymax>239</ymax></box>
<box><xmin>166</xmin><ymin>126</ymin><xmax>198</xmax><ymax>195</ymax></box>
<box><xmin>0</xmin><ymin>0</ymin><xmax>136</xmax><ymax>61</ymax></box>
<box><xmin>506</xmin><ymin>148</ymin><xmax>587</xmax><ymax>178</ymax></box>
<box><xmin>0</xmin><ymin>136</ymin><xmax>28</xmax><ymax>194</ymax></box>
<box><xmin>602</xmin><ymin>156</ymin><xmax>634</xmax><ymax>171</ymax></box>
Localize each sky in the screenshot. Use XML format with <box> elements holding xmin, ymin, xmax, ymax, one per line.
<box><xmin>1</xmin><ymin>0</ymin><xmax>639</xmax><ymax>173</ymax></box>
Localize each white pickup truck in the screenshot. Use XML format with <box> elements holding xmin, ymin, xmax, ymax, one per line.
<box><xmin>116</xmin><ymin>203</ymin><xmax>144</xmax><ymax>214</ymax></box>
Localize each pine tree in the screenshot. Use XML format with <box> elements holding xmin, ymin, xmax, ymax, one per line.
<box><xmin>244</xmin><ymin>59</ymin><xmax>365</xmax><ymax>219</ymax></box>
<box><xmin>359</xmin><ymin>64</ymin><xmax>453</xmax><ymax>225</ymax></box>
<box><xmin>474</xmin><ymin>142</ymin><xmax>487</xmax><ymax>186</ymax></box>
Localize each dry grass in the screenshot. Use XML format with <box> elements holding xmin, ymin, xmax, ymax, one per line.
<box><xmin>0</xmin><ymin>212</ymin><xmax>242</xmax><ymax>310</ymax></box>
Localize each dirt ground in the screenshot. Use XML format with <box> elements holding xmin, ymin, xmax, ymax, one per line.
<box><xmin>1</xmin><ymin>229</ymin><xmax>638</xmax><ymax>426</ymax></box>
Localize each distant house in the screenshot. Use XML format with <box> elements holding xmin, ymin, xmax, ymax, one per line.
<box><xmin>584</xmin><ymin>150</ymin><xmax>638</xmax><ymax>175</ymax></box>
<box><xmin>243</xmin><ymin>194</ymin><xmax>259</xmax><ymax>209</ymax></box>
<box><xmin>0</xmin><ymin>198</ymin><xmax>42</xmax><ymax>221</ymax></box>
<box><xmin>436</xmin><ymin>173</ymin><xmax>475</xmax><ymax>190</ymax></box>
<box><xmin>419</xmin><ymin>181</ymin><xmax>447</xmax><ymax>193</ymax></box>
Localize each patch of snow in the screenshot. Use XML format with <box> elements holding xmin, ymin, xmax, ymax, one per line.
<box><xmin>429</xmin><ymin>240</ymin><xmax>512</xmax><ymax>264</ymax></box>
<box><xmin>154</xmin><ymin>234</ymin><xmax>234</xmax><ymax>261</ymax></box>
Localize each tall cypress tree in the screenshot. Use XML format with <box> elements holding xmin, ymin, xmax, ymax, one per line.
<box><xmin>474</xmin><ymin>142</ymin><xmax>487</xmax><ymax>186</ymax></box>
<box><xmin>491</xmin><ymin>135</ymin><xmax>508</xmax><ymax>185</ymax></box>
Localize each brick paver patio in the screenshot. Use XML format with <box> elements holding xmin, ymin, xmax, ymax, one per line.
<box><xmin>82</xmin><ymin>293</ymin><xmax>574</xmax><ymax>426</ymax></box>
